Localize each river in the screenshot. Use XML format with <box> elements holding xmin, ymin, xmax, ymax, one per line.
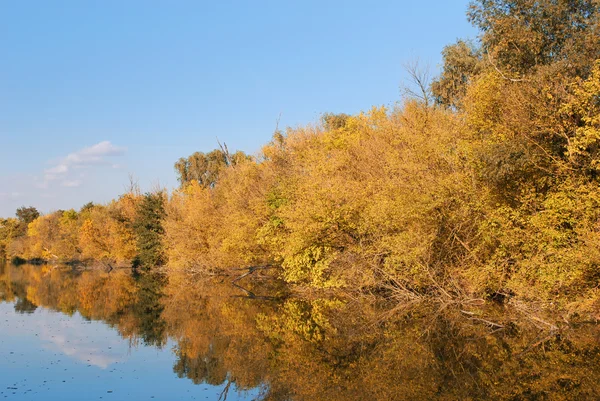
<box><xmin>1</xmin><ymin>262</ymin><xmax>599</xmax><ymax>400</ymax></box>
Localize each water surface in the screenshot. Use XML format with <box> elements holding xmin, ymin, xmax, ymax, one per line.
<box><xmin>1</xmin><ymin>262</ymin><xmax>600</xmax><ymax>401</ymax></box>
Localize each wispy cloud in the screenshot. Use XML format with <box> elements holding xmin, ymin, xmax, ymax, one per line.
<box><xmin>32</xmin><ymin>311</ymin><xmax>127</xmax><ymax>369</ymax></box>
<box><xmin>61</xmin><ymin>179</ymin><xmax>82</xmax><ymax>188</ymax></box>
<box><xmin>44</xmin><ymin>332</ymin><xmax>123</xmax><ymax>369</ymax></box>
<box><xmin>0</xmin><ymin>141</ymin><xmax>127</xmax><ymax>217</ymax></box>
<box><xmin>0</xmin><ymin>192</ymin><xmax>23</xmax><ymax>201</ymax></box>
<box><xmin>43</xmin><ymin>141</ymin><xmax>126</xmax><ymax>183</ymax></box>
<box><xmin>33</xmin><ymin>140</ymin><xmax>127</xmax><ymax>192</ymax></box>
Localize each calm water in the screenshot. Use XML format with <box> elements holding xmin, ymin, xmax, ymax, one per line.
<box><xmin>1</xmin><ymin>262</ymin><xmax>600</xmax><ymax>401</ymax></box>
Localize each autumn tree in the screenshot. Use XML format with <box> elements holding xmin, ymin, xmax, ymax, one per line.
<box><xmin>0</xmin><ymin>218</ymin><xmax>19</xmax><ymax>258</ymax></box>
<box><xmin>80</xmin><ymin>202</ymin><xmax>95</xmax><ymax>213</ymax></box>
<box><xmin>432</xmin><ymin>1</ymin><xmax>600</xmax><ymax>109</ymax></box>
<box><xmin>321</xmin><ymin>113</ymin><xmax>350</xmax><ymax>130</ymax></box>
<box><xmin>467</xmin><ymin>0</ymin><xmax>600</xmax><ymax>77</ymax></box>
<box><xmin>15</xmin><ymin>206</ymin><xmax>39</xmax><ymax>236</ymax></box>
<box><xmin>79</xmin><ymin>201</ymin><xmax>137</xmax><ymax>264</ymax></box>
<box><xmin>174</xmin><ymin>148</ymin><xmax>251</xmax><ymax>188</ymax></box>
<box><xmin>431</xmin><ymin>40</ymin><xmax>482</xmax><ymax>108</ymax></box>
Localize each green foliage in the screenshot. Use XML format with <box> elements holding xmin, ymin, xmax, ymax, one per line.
<box><xmin>133</xmin><ymin>192</ymin><xmax>166</xmax><ymax>269</ymax></box>
<box><xmin>79</xmin><ymin>202</ymin><xmax>95</xmax><ymax>213</ymax></box>
<box><xmin>130</xmin><ymin>270</ymin><xmax>168</xmax><ymax>346</ymax></box>
<box><xmin>16</xmin><ymin>206</ymin><xmax>40</xmax><ymax>224</ymax></box>
<box><xmin>174</xmin><ymin>148</ymin><xmax>251</xmax><ymax>188</ymax></box>
<box><xmin>15</xmin><ymin>206</ymin><xmax>39</xmax><ymax>236</ymax></box>
<box><xmin>431</xmin><ymin>40</ymin><xmax>482</xmax><ymax>108</ymax></box>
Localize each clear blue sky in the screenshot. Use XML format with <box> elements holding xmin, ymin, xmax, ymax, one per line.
<box><xmin>0</xmin><ymin>0</ymin><xmax>477</xmax><ymax>217</ymax></box>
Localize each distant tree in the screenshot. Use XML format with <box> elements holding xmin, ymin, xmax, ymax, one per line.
<box><xmin>16</xmin><ymin>206</ymin><xmax>39</xmax><ymax>225</ymax></box>
<box><xmin>15</xmin><ymin>206</ymin><xmax>40</xmax><ymax>237</ymax></box>
<box><xmin>431</xmin><ymin>40</ymin><xmax>482</xmax><ymax>109</ymax></box>
<box><xmin>174</xmin><ymin>148</ymin><xmax>250</xmax><ymax>188</ymax></box>
<box><xmin>80</xmin><ymin>202</ymin><xmax>95</xmax><ymax>213</ymax></box>
<box><xmin>133</xmin><ymin>192</ymin><xmax>166</xmax><ymax>269</ymax></box>
<box><xmin>322</xmin><ymin>113</ymin><xmax>350</xmax><ymax>130</ymax></box>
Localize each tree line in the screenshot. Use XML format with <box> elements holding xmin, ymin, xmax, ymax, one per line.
<box><xmin>2</xmin><ymin>0</ymin><xmax>600</xmax><ymax>315</ymax></box>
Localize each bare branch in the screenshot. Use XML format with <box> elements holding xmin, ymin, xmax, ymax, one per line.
<box><xmin>216</xmin><ymin>137</ymin><xmax>234</xmax><ymax>168</ymax></box>
<box><xmin>401</xmin><ymin>59</ymin><xmax>433</xmax><ymax>107</ymax></box>
<box><xmin>275</xmin><ymin>112</ymin><xmax>282</xmax><ymax>133</ymax></box>
<box><xmin>125</xmin><ymin>173</ymin><xmax>140</xmax><ymax>195</ymax></box>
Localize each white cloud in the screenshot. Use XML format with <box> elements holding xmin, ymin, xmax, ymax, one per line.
<box><xmin>44</xmin><ymin>333</ymin><xmax>123</xmax><ymax>369</ymax></box>
<box><xmin>41</xmin><ymin>141</ymin><xmax>126</xmax><ymax>186</ymax></box>
<box><xmin>46</xmin><ymin>164</ymin><xmax>69</xmax><ymax>175</ymax></box>
<box><xmin>34</xmin><ymin>311</ymin><xmax>127</xmax><ymax>370</ymax></box>
<box><xmin>45</xmin><ymin>141</ymin><xmax>126</xmax><ymax>181</ymax></box>
<box><xmin>0</xmin><ymin>192</ymin><xmax>23</xmax><ymax>200</ymax></box>
<box><xmin>61</xmin><ymin>180</ymin><xmax>82</xmax><ymax>188</ymax></box>
<box><xmin>0</xmin><ymin>141</ymin><xmax>127</xmax><ymax>217</ymax></box>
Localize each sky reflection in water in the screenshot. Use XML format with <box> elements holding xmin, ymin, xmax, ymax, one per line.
<box><xmin>0</xmin><ymin>301</ymin><xmax>256</xmax><ymax>401</ymax></box>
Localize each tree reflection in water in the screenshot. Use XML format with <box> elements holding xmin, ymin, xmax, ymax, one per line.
<box><xmin>1</xmin><ymin>262</ymin><xmax>599</xmax><ymax>401</ymax></box>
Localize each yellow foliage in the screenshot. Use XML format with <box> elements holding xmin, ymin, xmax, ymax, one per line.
<box><xmin>78</xmin><ymin>203</ymin><xmax>137</xmax><ymax>263</ymax></box>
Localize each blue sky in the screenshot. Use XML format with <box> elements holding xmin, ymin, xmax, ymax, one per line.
<box><xmin>0</xmin><ymin>0</ymin><xmax>477</xmax><ymax>217</ymax></box>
